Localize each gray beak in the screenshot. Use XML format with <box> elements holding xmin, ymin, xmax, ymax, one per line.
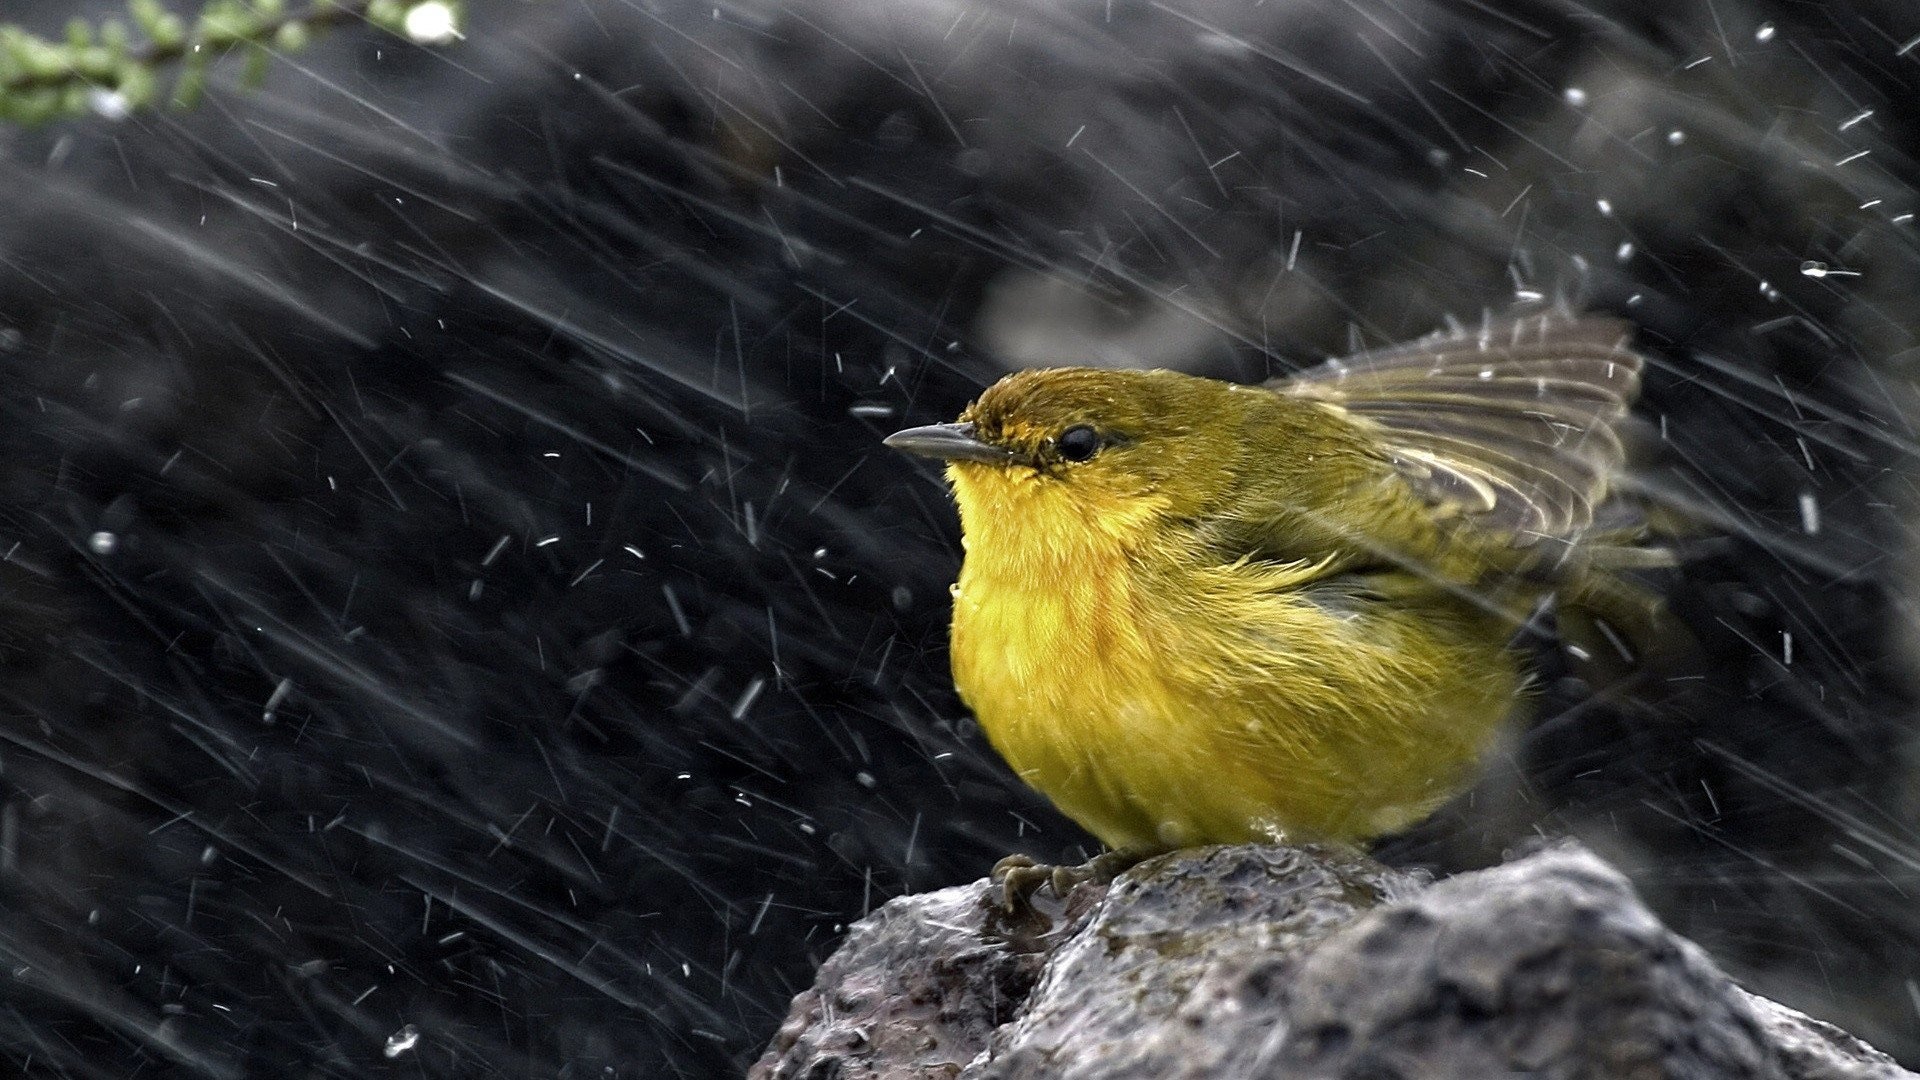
<box><xmin>883</xmin><ymin>422</ymin><xmax>1015</xmax><ymax>465</ymax></box>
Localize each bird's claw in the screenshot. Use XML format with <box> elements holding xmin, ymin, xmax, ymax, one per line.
<box><xmin>989</xmin><ymin>850</ymin><xmax>1140</xmax><ymax>913</ymax></box>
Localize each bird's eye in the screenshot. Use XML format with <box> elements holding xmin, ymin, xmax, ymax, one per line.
<box><xmin>1056</xmin><ymin>425</ymin><xmax>1101</xmax><ymax>462</ymax></box>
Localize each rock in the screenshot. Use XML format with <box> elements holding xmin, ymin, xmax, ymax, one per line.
<box><xmin>748</xmin><ymin>878</ymin><xmax>1095</xmax><ymax>1080</ymax></box>
<box><xmin>751</xmin><ymin>844</ymin><xmax>1913</xmax><ymax>1080</ymax></box>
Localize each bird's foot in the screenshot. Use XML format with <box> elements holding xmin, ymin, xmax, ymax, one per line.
<box><xmin>989</xmin><ymin>850</ymin><xmax>1141</xmax><ymax>913</ymax></box>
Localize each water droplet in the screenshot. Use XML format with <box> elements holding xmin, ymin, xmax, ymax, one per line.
<box><xmin>1800</xmin><ymin>260</ymin><xmax>1829</xmax><ymax>278</ymax></box>
<box><xmin>263</xmin><ymin>678</ymin><xmax>292</xmax><ymax>723</ymax></box>
<box><xmin>86</xmin><ymin>89</ymin><xmax>130</xmax><ymax>121</ymax></box>
<box><xmin>1755</xmin><ymin>22</ymin><xmax>1775</xmax><ymax>42</ymax></box>
<box><xmin>402</xmin><ymin>2</ymin><xmax>459</xmax><ymax>45</ymax></box>
<box><xmin>1563</xmin><ymin>87</ymin><xmax>1588</xmax><ymax>106</ymax></box>
<box><xmin>1667</xmin><ymin>130</ymin><xmax>1686</xmax><ymax>146</ymax></box>
<box><xmin>1798</xmin><ymin>492</ymin><xmax>1821</xmax><ymax>535</ymax></box>
<box><xmin>1596</xmin><ymin>198</ymin><xmax>1613</xmax><ymax>216</ymax></box>
<box><xmin>384</xmin><ymin>1024</ymin><xmax>421</xmax><ymax>1058</ymax></box>
<box><xmin>87</xmin><ymin>531</ymin><xmax>117</xmax><ymax>555</ymax></box>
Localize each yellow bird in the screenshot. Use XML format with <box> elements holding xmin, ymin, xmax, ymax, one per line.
<box><xmin>886</xmin><ymin>316</ymin><xmax>1665</xmax><ymax>868</ymax></box>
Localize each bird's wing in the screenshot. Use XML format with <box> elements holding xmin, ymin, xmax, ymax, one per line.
<box><xmin>1274</xmin><ymin>315</ymin><xmax>1643</xmax><ymax>542</ymax></box>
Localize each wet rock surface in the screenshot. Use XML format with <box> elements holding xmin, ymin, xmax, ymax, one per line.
<box><xmin>749</xmin><ymin>881</ymin><xmax>1061</xmax><ymax>1080</ymax></box>
<box><xmin>755</xmin><ymin>844</ymin><xmax>1912</xmax><ymax>1080</ymax></box>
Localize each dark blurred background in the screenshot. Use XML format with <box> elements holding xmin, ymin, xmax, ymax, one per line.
<box><xmin>0</xmin><ymin>1</ymin><xmax>1917</xmax><ymax>1076</ymax></box>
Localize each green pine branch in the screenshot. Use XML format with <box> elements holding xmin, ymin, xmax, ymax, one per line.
<box><xmin>0</xmin><ymin>0</ymin><xmax>462</xmax><ymax>125</ymax></box>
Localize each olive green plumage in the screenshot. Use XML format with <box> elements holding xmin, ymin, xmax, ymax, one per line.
<box><xmin>888</xmin><ymin>315</ymin><xmax>1666</xmax><ymax>853</ymax></box>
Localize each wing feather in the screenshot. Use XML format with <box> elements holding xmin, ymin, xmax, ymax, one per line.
<box><xmin>1275</xmin><ymin>315</ymin><xmax>1643</xmax><ymax>539</ymax></box>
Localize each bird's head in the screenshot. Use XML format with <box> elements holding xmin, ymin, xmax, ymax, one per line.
<box><xmin>886</xmin><ymin>368</ymin><xmax>1248</xmax><ymax>552</ymax></box>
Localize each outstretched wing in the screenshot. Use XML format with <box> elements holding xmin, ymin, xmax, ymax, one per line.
<box><xmin>1275</xmin><ymin>315</ymin><xmax>1644</xmax><ymax>542</ymax></box>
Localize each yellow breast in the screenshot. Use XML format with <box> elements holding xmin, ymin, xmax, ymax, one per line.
<box><xmin>950</xmin><ymin>539</ymin><xmax>1180</xmax><ymax>849</ymax></box>
<box><xmin>945</xmin><ymin>461</ymin><xmax>1522</xmax><ymax>852</ymax></box>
